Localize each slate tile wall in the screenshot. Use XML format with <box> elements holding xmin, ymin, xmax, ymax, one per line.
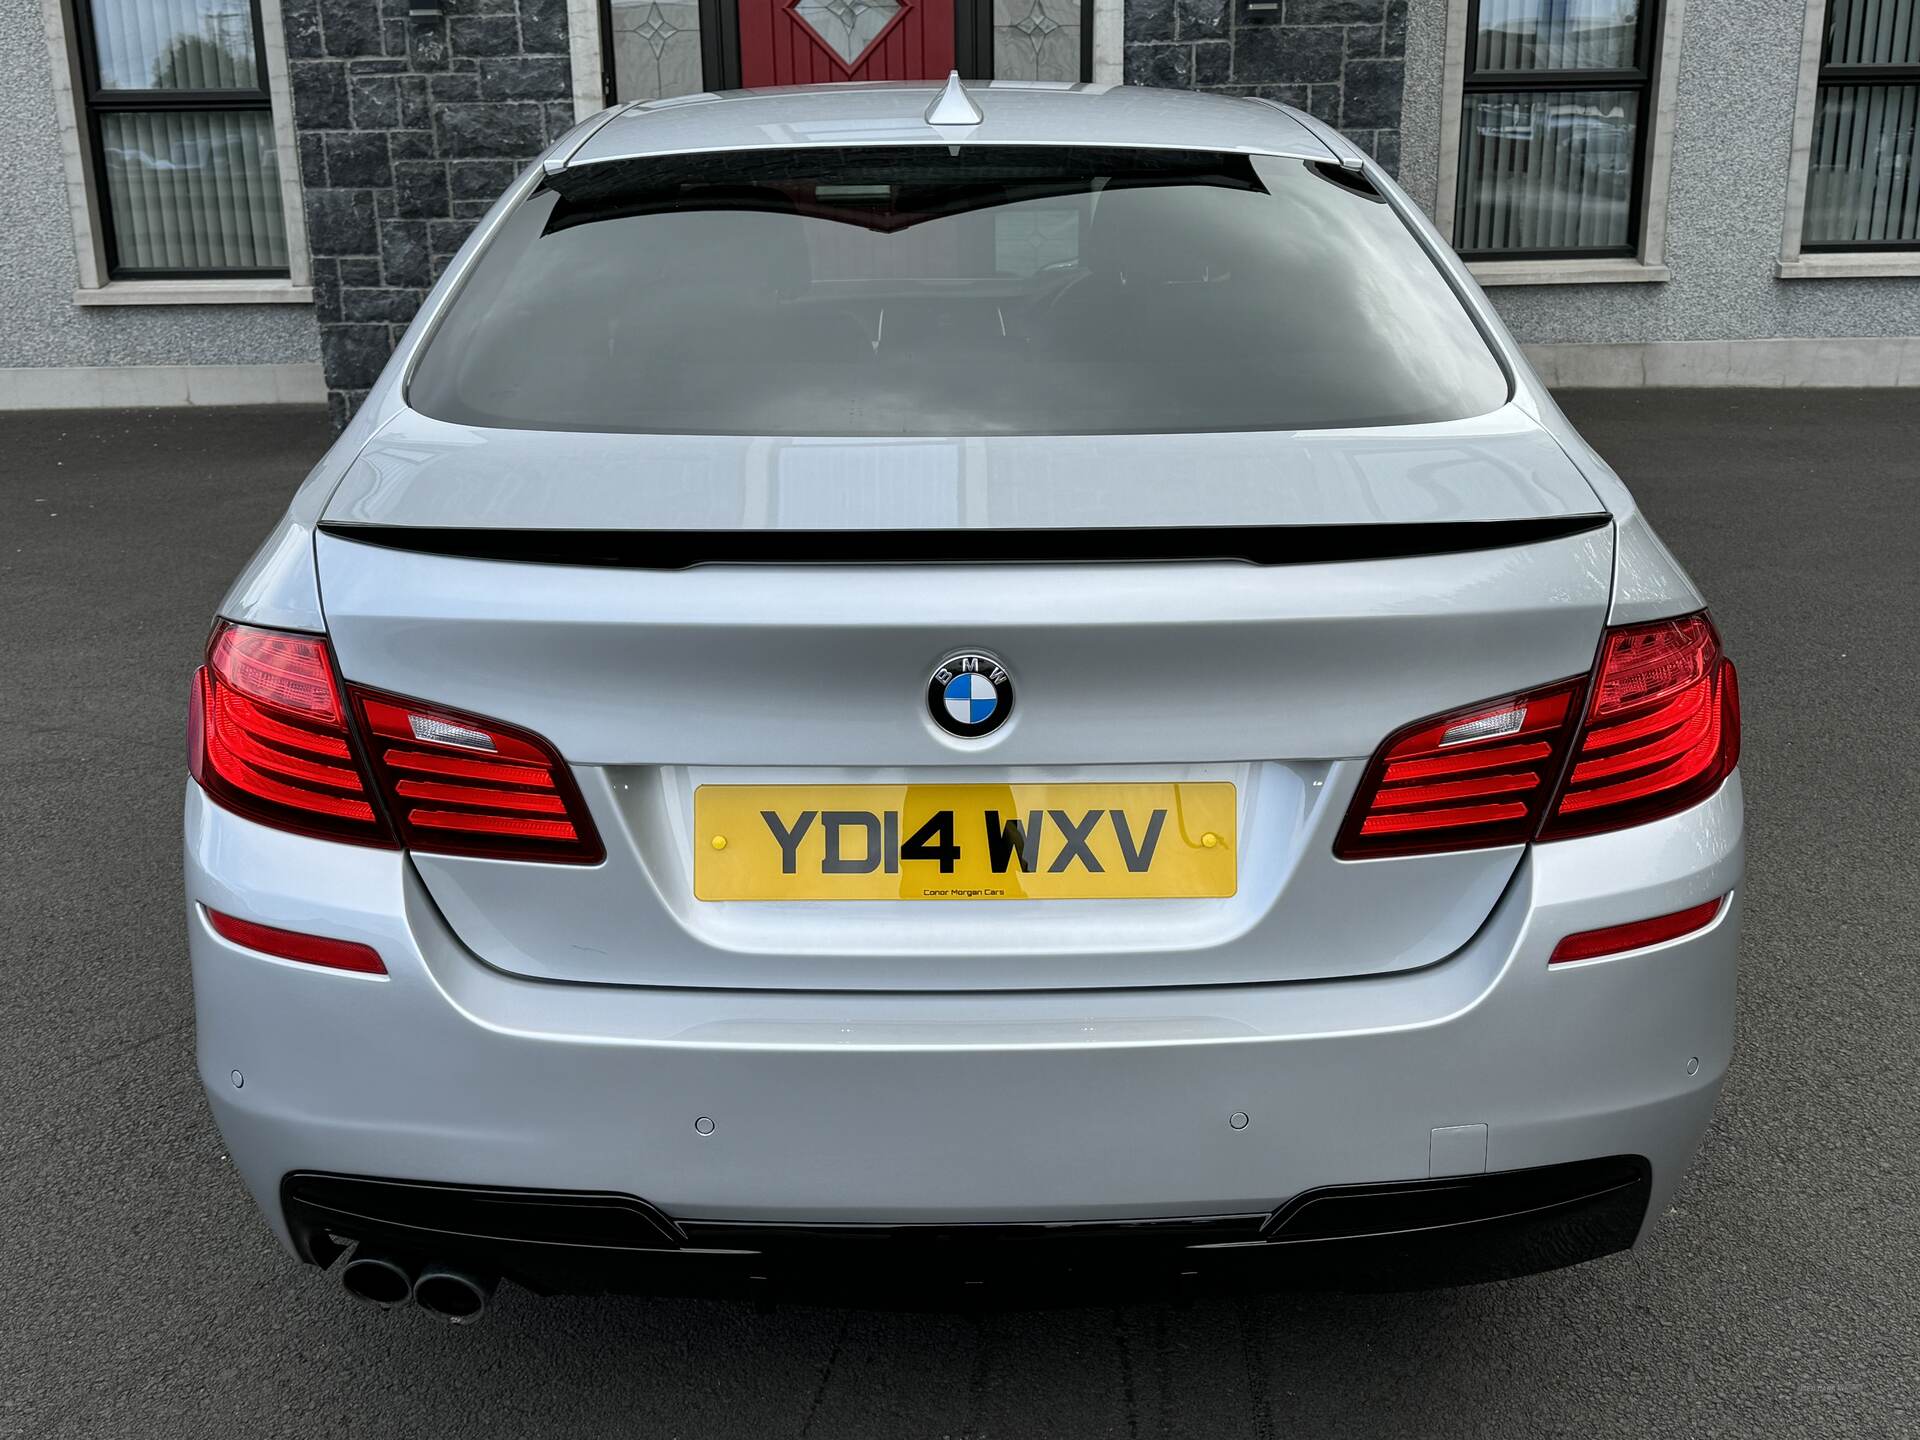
<box><xmin>281</xmin><ymin>0</ymin><xmax>577</xmax><ymax>425</ymax></box>
<box><xmin>1124</xmin><ymin>0</ymin><xmax>1406</xmax><ymax>176</ymax></box>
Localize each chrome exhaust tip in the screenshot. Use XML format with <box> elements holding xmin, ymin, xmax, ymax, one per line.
<box><xmin>412</xmin><ymin>1265</ymin><xmax>495</xmax><ymax>1324</ymax></box>
<box><xmin>339</xmin><ymin>1251</ymin><xmax>415</xmax><ymax>1309</ymax></box>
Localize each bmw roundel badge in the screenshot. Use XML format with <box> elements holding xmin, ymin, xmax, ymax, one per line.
<box><xmin>928</xmin><ymin>651</ymin><xmax>1013</xmax><ymax>739</ymax></box>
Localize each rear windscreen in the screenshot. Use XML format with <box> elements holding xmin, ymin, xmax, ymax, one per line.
<box><xmin>408</xmin><ymin>146</ymin><xmax>1508</xmax><ymax>436</ymax></box>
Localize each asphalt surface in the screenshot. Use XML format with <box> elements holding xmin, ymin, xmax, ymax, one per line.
<box><xmin>3</xmin><ymin>392</ymin><xmax>1916</xmax><ymax>1438</ymax></box>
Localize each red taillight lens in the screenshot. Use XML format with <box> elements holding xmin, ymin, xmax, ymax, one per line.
<box><xmin>189</xmin><ymin>622</ymin><xmax>394</xmax><ymax>847</ymax></box>
<box><xmin>1335</xmin><ymin>611</ymin><xmax>1741</xmax><ymax>859</ymax></box>
<box><xmin>1333</xmin><ymin>679</ymin><xmax>1586</xmax><ymax>858</ymax></box>
<box><xmin>349</xmin><ymin>689</ymin><xmax>604</xmax><ymax>864</ymax></box>
<box><xmin>1538</xmin><ymin>613</ymin><xmax>1740</xmax><ymax>839</ymax></box>
<box><xmin>1549</xmin><ymin>897</ymin><xmax>1724</xmax><ymax>964</ymax></box>
<box><xmin>191</xmin><ymin>622</ymin><xmax>601</xmax><ymax>864</ymax></box>
<box><xmin>205</xmin><ymin>907</ymin><xmax>387</xmax><ymax>974</ymax></box>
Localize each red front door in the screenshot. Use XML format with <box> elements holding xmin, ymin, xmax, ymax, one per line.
<box><xmin>737</xmin><ymin>0</ymin><xmax>956</xmax><ymax>86</ymax></box>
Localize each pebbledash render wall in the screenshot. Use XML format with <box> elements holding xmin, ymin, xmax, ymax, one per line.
<box><xmin>1398</xmin><ymin>0</ymin><xmax>1920</xmax><ymax>384</ymax></box>
<box><xmin>2</xmin><ymin>0</ymin><xmax>320</xmax><ymax>406</ymax></box>
<box><xmin>282</xmin><ymin>0</ymin><xmax>578</xmax><ymax>426</ymax></box>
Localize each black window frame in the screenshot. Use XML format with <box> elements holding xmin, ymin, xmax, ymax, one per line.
<box><xmin>68</xmin><ymin>0</ymin><xmax>288</xmax><ymax>280</ymax></box>
<box><xmin>1801</xmin><ymin>0</ymin><xmax>1920</xmax><ymax>253</ymax></box>
<box><xmin>1454</xmin><ymin>0</ymin><xmax>1663</xmax><ymax>262</ymax></box>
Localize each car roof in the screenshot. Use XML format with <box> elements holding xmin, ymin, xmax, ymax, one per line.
<box><xmin>562</xmin><ymin>81</ymin><xmax>1342</xmax><ymax>169</ymax></box>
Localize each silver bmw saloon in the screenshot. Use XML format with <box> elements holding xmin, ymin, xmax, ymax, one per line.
<box><xmin>185</xmin><ymin>79</ymin><xmax>1742</xmax><ymax>1321</ymax></box>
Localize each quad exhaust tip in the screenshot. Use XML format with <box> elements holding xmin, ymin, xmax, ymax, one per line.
<box><xmin>412</xmin><ymin>1265</ymin><xmax>496</xmax><ymax>1325</ymax></box>
<box><xmin>338</xmin><ymin>1250</ymin><xmax>496</xmax><ymax>1323</ymax></box>
<box><xmin>339</xmin><ymin>1251</ymin><xmax>414</xmax><ymax>1309</ymax></box>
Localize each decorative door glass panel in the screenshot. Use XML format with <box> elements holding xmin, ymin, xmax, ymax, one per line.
<box><xmin>737</xmin><ymin>0</ymin><xmax>953</xmax><ymax>85</ymax></box>
<box><xmin>992</xmin><ymin>0</ymin><xmax>1081</xmax><ymax>82</ymax></box>
<box><xmin>610</xmin><ymin>0</ymin><xmax>706</xmax><ymax>103</ymax></box>
<box><xmin>791</xmin><ymin>0</ymin><xmax>903</xmax><ymax>66</ymax></box>
<box><xmin>609</xmin><ymin>0</ymin><xmax>1091</xmax><ymax>94</ymax></box>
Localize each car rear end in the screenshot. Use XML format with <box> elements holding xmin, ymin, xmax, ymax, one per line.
<box><xmin>184</xmin><ymin>86</ymin><xmax>1741</xmax><ymax>1312</ymax></box>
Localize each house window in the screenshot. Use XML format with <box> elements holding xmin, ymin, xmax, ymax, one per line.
<box><xmin>70</xmin><ymin>0</ymin><xmax>288</xmax><ymax>277</ymax></box>
<box><xmin>1803</xmin><ymin>0</ymin><xmax>1920</xmax><ymax>250</ymax></box>
<box><xmin>1453</xmin><ymin>1</ymin><xmax>1661</xmax><ymax>259</ymax></box>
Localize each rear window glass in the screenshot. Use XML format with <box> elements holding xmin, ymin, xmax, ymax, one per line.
<box><xmin>409</xmin><ymin>146</ymin><xmax>1508</xmax><ymax>436</ymax></box>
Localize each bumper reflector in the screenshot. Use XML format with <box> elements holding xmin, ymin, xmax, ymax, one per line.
<box><xmin>205</xmin><ymin>908</ymin><xmax>386</xmax><ymax>975</ymax></box>
<box><xmin>1549</xmin><ymin>897</ymin><xmax>1724</xmax><ymax>965</ymax></box>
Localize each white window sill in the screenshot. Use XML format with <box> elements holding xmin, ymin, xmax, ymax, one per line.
<box><xmin>1775</xmin><ymin>253</ymin><xmax>1920</xmax><ymax>281</ymax></box>
<box><xmin>1467</xmin><ymin>259</ymin><xmax>1671</xmax><ymax>287</ymax></box>
<box><xmin>73</xmin><ymin>279</ymin><xmax>313</xmax><ymax>307</ymax></box>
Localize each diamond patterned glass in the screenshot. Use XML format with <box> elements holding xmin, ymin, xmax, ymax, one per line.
<box><xmin>610</xmin><ymin>0</ymin><xmax>704</xmax><ymax>102</ymax></box>
<box><xmin>790</xmin><ymin>0</ymin><xmax>902</xmax><ymax>66</ymax></box>
<box><xmin>993</xmin><ymin>0</ymin><xmax>1080</xmax><ymax>82</ymax></box>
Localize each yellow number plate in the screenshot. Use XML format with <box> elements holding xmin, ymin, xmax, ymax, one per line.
<box><xmin>694</xmin><ymin>783</ymin><xmax>1236</xmax><ymax>901</ymax></box>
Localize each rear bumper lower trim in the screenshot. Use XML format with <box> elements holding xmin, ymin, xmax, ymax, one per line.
<box><xmin>282</xmin><ymin>1156</ymin><xmax>1651</xmax><ymax>1303</ymax></box>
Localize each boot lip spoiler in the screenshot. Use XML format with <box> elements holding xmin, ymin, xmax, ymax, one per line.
<box><xmin>315</xmin><ymin>516</ymin><xmax>1611</xmax><ymax>570</ymax></box>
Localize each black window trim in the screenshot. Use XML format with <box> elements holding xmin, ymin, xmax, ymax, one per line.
<box><xmin>1801</xmin><ymin>1</ymin><xmax>1920</xmax><ymax>253</ymax></box>
<box><xmin>67</xmin><ymin>0</ymin><xmax>289</xmax><ymax>281</ymax></box>
<box><xmin>1454</xmin><ymin>0</ymin><xmax>1663</xmax><ymax>262</ymax></box>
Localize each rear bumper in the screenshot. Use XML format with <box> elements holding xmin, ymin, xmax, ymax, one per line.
<box><xmin>281</xmin><ymin>1157</ymin><xmax>1652</xmax><ymax>1303</ymax></box>
<box><xmin>186</xmin><ymin>774</ymin><xmax>1741</xmax><ymax>1288</ymax></box>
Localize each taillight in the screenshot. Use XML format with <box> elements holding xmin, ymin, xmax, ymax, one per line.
<box><xmin>1333</xmin><ymin>680</ymin><xmax>1585</xmax><ymax>858</ymax></box>
<box><xmin>1336</xmin><ymin>611</ymin><xmax>1740</xmax><ymax>859</ymax></box>
<box><xmin>190</xmin><ymin>621</ymin><xmax>602</xmax><ymax>864</ymax></box>
<box><xmin>1538</xmin><ymin>613</ymin><xmax>1740</xmax><ymax>839</ymax></box>
<box><xmin>349</xmin><ymin>689</ymin><xmax>604</xmax><ymax>864</ymax></box>
<box><xmin>189</xmin><ymin>621</ymin><xmax>393</xmax><ymax>847</ymax></box>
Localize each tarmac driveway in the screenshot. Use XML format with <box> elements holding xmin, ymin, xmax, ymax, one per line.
<box><xmin>2</xmin><ymin>390</ymin><xmax>1915</xmax><ymax>1438</ymax></box>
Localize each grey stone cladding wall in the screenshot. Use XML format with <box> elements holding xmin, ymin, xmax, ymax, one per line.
<box><xmin>281</xmin><ymin>0</ymin><xmax>575</xmax><ymax>424</ymax></box>
<box><xmin>1123</xmin><ymin>0</ymin><xmax>1406</xmax><ymax>176</ymax></box>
